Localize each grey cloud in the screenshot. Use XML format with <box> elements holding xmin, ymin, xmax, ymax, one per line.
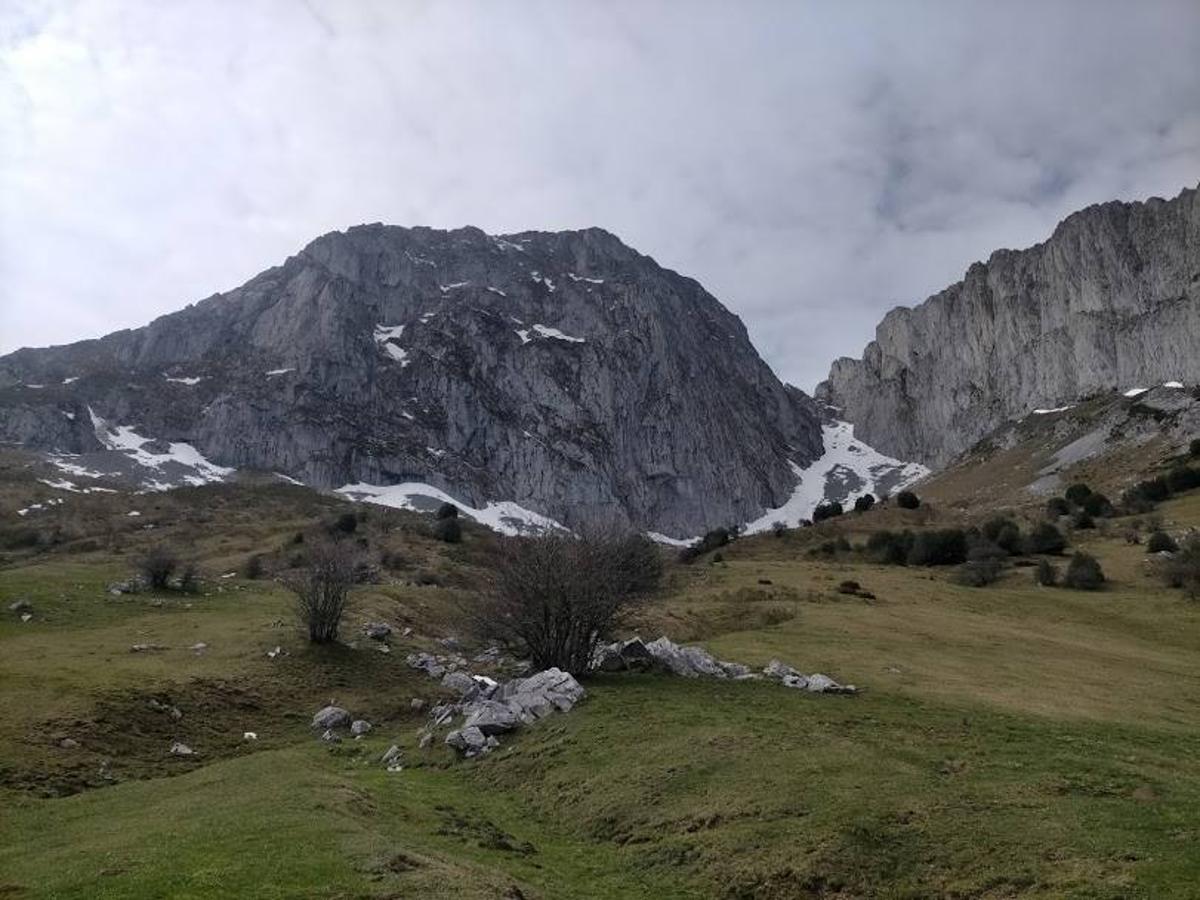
<box><xmin>1</xmin><ymin>0</ymin><xmax>1198</xmax><ymax>390</ymax></box>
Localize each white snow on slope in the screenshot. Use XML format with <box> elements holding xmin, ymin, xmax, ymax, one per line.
<box><xmin>566</xmin><ymin>272</ymin><xmax>604</xmax><ymax>284</ymax></box>
<box><xmin>438</xmin><ymin>281</ymin><xmax>470</xmax><ymax>293</ymax></box>
<box><xmin>515</xmin><ymin>329</ymin><xmax>531</xmax><ymax>344</ymax></box>
<box><xmin>62</xmin><ymin>377</ymin><xmax>78</xmax><ymax>385</ymax></box>
<box><xmin>532</xmin><ymin>324</ymin><xmax>584</xmax><ymax>343</ymax></box>
<box><xmin>374</xmin><ymin>324</ymin><xmax>410</xmax><ymax>364</ymax></box>
<box><xmin>487</xmin><ymin>286</ymin><xmax>507</xmax><ymax>297</ymax></box>
<box><xmin>165</xmin><ymin>375</ymin><xmax>203</xmax><ymax>385</ymax></box>
<box><xmin>530</xmin><ymin>271</ymin><xmax>555</xmax><ymax>292</ymax></box>
<box><xmin>1033</xmin><ymin>405</ymin><xmax>1075</xmax><ymax>414</ymax></box>
<box><xmin>1164</xmin><ymin>381</ymin><xmax>1184</xmax><ymax>389</ymax></box>
<box><xmin>1123</xmin><ymin>387</ymin><xmax>1149</xmax><ymax>397</ymax></box>
<box><xmin>336</xmin><ymin>482</ymin><xmax>564</xmax><ymax>536</ymax></box>
<box><xmin>266</xmin><ymin>368</ymin><xmax>294</xmax><ymax>377</ymax></box>
<box><xmin>647</xmin><ymin>531</ymin><xmax>697</xmax><ymax>548</ymax></box>
<box><xmin>81</xmin><ymin>408</ymin><xmax>234</xmax><ymax>488</ymax></box>
<box><xmin>743</xmin><ymin>421</ymin><xmax>929</xmax><ymax>534</ymax></box>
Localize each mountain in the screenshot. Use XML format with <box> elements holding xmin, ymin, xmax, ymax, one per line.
<box><xmin>0</xmin><ymin>225</ymin><xmax>831</xmax><ymax>537</ymax></box>
<box><xmin>817</xmin><ymin>184</ymin><xmax>1200</xmax><ymax>468</ymax></box>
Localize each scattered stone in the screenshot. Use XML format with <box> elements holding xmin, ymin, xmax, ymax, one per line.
<box><xmin>321</xmin><ymin>729</ymin><xmax>341</xmax><ymax>743</ymax></box>
<box><xmin>418</xmin><ymin>731</ymin><xmax>434</xmax><ymax>749</ymax></box>
<box><xmin>764</xmin><ymin>660</ymin><xmax>856</xmax><ymax>694</ymax></box>
<box><xmin>312</xmin><ymin>705</ymin><xmax>352</xmax><ymax>730</ymax></box>
<box><xmin>406</xmin><ymin>652</ymin><xmax>446</xmax><ymax>680</ymax></box>
<box><xmin>462</xmin><ymin>700</ymin><xmax>521</xmax><ymax>735</ymax></box>
<box><xmin>130</xmin><ymin>643</ymin><xmax>167</xmax><ymax>653</ymax></box>
<box><xmin>266</xmin><ymin>645</ymin><xmax>285</xmax><ymax>659</ymax></box>
<box><xmin>429</xmin><ymin>702</ymin><xmax>456</xmax><ymax>727</ymax></box>
<box><xmin>410</xmin><ymin>698</ymin><xmax>426</xmax><ymax>712</ymax></box>
<box><xmin>441</xmin><ymin>670</ymin><xmax>477</xmax><ymax>696</ymax></box>
<box><xmin>494</xmin><ymin>668</ymin><xmax>585</xmax><ymax>724</ymax></box>
<box><xmin>350</xmin><ymin>719</ymin><xmax>372</xmax><ymax>736</ymax></box>
<box><xmin>440</xmin><ymin>636</ymin><xmax>462</xmax><ymax>650</ymax></box>
<box><xmin>58</xmin><ymin>737</ymin><xmax>80</xmax><ymax>749</ymax></box>
<box><xmin>445</xmin><ymin>725</ymin><xmax>488</xmax><ymax>757</ymax></box>
<box><xmin>364</xmin><ymin>622</ymin><xmax>392</xmax><ymax>641</ymax></box>
<box><xmin>9</xmin><ymin>599</ymin><xmax>32</xmax><ymax>614</ymax></box>
<box><xmin>190</xmin><ymin>642</ymin><xmax>208</xmax><ymax>653</ymax></box>
<box><xmin>20</xmin><ymin>613</ymin><xmax>33</xmax><ymax>623</ymax></box>
<box><xmin>243</xmin><ymin>731</ymin><xmax>258</xmax><ymax>741</ymax></box>
<box><xmin>380</xmin><ymin>744</ymin><xmax>403</xmax><ymax>768</ymax></box>
<box><xmin>401</xmin><ymin>626</ymin><xmax>413</xmax><ymax>637</ymax></box>
<box><xmin>169</xmin><ymin>741</ymin><xmax>194</xmax><ymax>756</ymax></box>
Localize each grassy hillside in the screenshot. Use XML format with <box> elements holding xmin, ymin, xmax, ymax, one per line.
<box><xmin>2</xmin><ymin>452</ymin><xmax>1200</xmax><ymax>898</ymax></box>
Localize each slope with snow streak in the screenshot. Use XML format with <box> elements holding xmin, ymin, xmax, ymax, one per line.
<box><xmin>336</xmin><ymin>482</ymin><xmax>565</xmax><ymax>536</ymax></box>
<box><xmin>743</xmin><ymin>421</ymin><xmax>928</xmax><ymax>534</ymax></box>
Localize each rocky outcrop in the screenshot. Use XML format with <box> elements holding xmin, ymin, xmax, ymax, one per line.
<box><xmin>0</xmin><ymin>225</ymin><xmax>822</xmax><ymax>536</ymax></box>
<box><xmin>817</xmin><ymin>184</ymin><xmax>1200</xmax><ymax>468</ymax></box>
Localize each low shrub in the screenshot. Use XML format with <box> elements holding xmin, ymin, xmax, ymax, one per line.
<box><xmin>907</xmin><ymin>529</ymin><xmax>968</xmax><ymax>566</ymax></box>
<box><xmin>1079</xmin><ymin>492</ymin><xmax>1113</xmax><ymax>518</ymax></box>
<box><xmin>1025</xmin><ymin>522</ymin><xmax>1067</xmax><ymax>555</ymax></box>
<box><xmin>1191</xmin><ymin>438</ymin><xmax>1200</xmax><ymax>458</ymax></box>
<box><xmin>1167</xmin><ymin>466</ymin><xmax>1200</xmax><ymax>494</ymax></box>
<box><xmin>331</xmin><ymin>512</ymin><xmax>358</xmax><ymax>535</ymax></box>
<box><xmin>1147</xmin><ymin>531</ymin><xmax>1178</xmax><ymax>554</ymax></box>
<box><xmin>137</xmin><ymin>545</ymin><xmax>179</xmax><ymax>590</ymax></box>
<box><xmin>243</xmin><ymin>554</ymin><xmax>266</xmax><ymax>580</ymax></box>
<box><xmin>1062</xmin><ymin>552</ymin><xmax>1105</xmax><ymax>590</ymax></box>
<box><xmin>866</xmin><ymin>530</ymin><xmax>914</xmax><ymax>566</ymax></box>
<box><xmin>1046</xmin><ymin>497</ymin><xmax>1071</xmax><ymax>517</ymax></box>
<box><xmin>1163</xmin><ymin>535</ymin><xmax>1200</xmax><ymax>598</ymax></box>
<box><xmin>679</xmin><ymin>528</ymin><xmax>731</xmax><ymax>563</ymax></box>
<box><xmin>812</xmin><ymin>501</ymin><xmax>844</xmax><ymax>523</ymax></box>
<box><xmin>1073</xmin><ymin>511</ymin><xmax>1096</xmax><ymax>530</ymax></box>
<box><xmin>435</xmin><ymin>502</ymin><xmax>459</xmax><ymax>520</ymax></box>
<box><xmin>1064</xmin><ymin>483</ymin><xmax>1092</xmax><ymax>505</ymax></box>
<box><xmin>982</xmin><ymin>517</ymin><xmax>1023</xmax><ymax>555</ymax></box>
<box><xmin>853</xmin><ymin>494</ymin><xmax>876</xmax><ymax>513</ymax></box>
<box><xmin>954</xmin><ymin>558</ymin><xmax>1004</xmax><ymax>587</ymax></box>
<box><xmin>433</xmin><ymin>517</ymin><xmax>462</xmax><ymax>544</ymax></box>
<box><xmin>896</xmin><ymin>490</ymin><xmax>921</xmax><ymax>510</ymax></box>
<box><xmin>1033</xmin><ymin>558</ymin><xmax>1058</xmax><ymax>586</ymax></box>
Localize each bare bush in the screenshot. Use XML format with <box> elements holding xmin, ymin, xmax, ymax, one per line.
<box><xmin>283</xmin><ymin>541</ymin><xmax>357</xmax><ymax>643</ymax></box>
<box><xmin>137</xmin><ymin>545</ymin><xmax>179</xmax><ymax>590</ymax></box>
<box><xmin>1163</xmin><ymin>534</ymin><xmax>1200</xmax><ymax>599</ymax></box>
<box><xmin>472</xmin><ymin>530</ymin><xmax>663</xmax><ymax>674</ymax></box>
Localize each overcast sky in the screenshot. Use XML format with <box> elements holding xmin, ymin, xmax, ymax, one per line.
<box><xmin>2</xmin><ymin>1</ymin><xmax>1198</xmax><ymax>389</ymax></box>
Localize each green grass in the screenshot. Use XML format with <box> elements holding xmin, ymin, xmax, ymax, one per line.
<box><xmin>3</xmin><ymin>483</ymin><xmax>1200</xmax><ymax>897</ymax></box>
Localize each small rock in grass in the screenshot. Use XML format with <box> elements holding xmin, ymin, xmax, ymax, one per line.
<box><xmin>169</xmin><ymin>741</ymin><xmax>194</xmax><ymax>756</ymax></box>
<box><xmin>59</xmin><ymin>738</ymin><xmax>80</xmax><ymax>749</ymax></box>
<box><xmin>20</xmin><ymin>613</ymin><xmax>32</xmax><ymax>623</ymax></box>
<box><xmin>410</xmin><ymin>698</ymin><xmax>426</xmax><ymax>712</ymax></box>
<box><xmin>190</xmin><ymin>642</ymin><xmax>208</xmax><ymax>653</ymax></box>
<box><xmin>321</xmin><ymin>729</ymin><xmax>341</xmax><ymax>743</ymax></box>
<box><xmin>312</xmin><ymin>706</ymin><xmax>351</xmax><ymax>730</ymax></box>
<box><xmin>9</xmin><ymin>599</ymin><xmax>32</xmax><ymax>613</ymax></box>
<box><xmin>363</xmin><ymin>622</ymin><xmax>392</xmax><ymax>641</ymax></box>
<box><xmin>351</xmin><ymin>719</ymin><xmax>372</xmax><ymax>736</ymax></box>
<box><xmin>380</xmin><ymin>744</ymin><xmax>403</xmax><ymax>767</ymax></box>
<box><xmin>243</xmin><ymin>731</ymin><xmax>258</xmax><ymax>741</ymax></box>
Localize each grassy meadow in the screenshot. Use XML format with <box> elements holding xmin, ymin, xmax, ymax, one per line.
<box><xmin>1</xmin><ymin>464</ymin><xmax>1199</xmax><ymax>898</ymax></box>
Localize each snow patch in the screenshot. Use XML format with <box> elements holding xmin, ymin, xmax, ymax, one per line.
<box><xmin>85</xmin><ymin>407</ymin><xmax>234</xmax><ymax>487</ymax></box>
<box><xmin>647</xmin><ymin>531</ymin><xmax>698</xmax><ymax>548</ymax></box>
<box><xmin>531</xmin><ymin>324</ymin><xmax>584</xmax><ymax>343</ymax></box>
<box><xmin>438</xmin><ymin>281</ymin><xmax>470</xmax><ymax>293</ymax></box>
<box><xmin>165</xmin><ymin>375</ymin><xmax>203</xmax><ymax>386</ymax></box>
<box><xmin>1123</xmin><ymin>387</ymin><xmax>1149</xmax><ymax>398</ymax></box>
<box><xmin>1163</xmin><ymin>381</ymin><xmax>1184</xmax><ymax>389</ymax></box>
<box><xmin>515</xmin><ymin>329</ymin><xmax>531</xmax><ymax>344</ymax></box>
<box><xmin>265</xmin><ymin>368</ymin><xmax>295</xmax><ymax>377</ymax></box>
<box><xmin>487</xmin><ymin>286</ymin><xmax>507</xmax><ymax>297</ymax></box>
<box><xmin>336</xmin><ymin>482</ymin><xmax>565</xmax><ymax>536</ymax></box>
<box><xmin>530</xmin><ymin>271</ymin><xmax>555</xmax><ymax>292</ymax></box>
<box><xmin>1032</xmin><ymin>405</ymin><xmax>1075</xmax><ymax>415</ymax></box>
<box><xmin>743</xmin><ymin>421</ymin><xmax>929</xmax><ymax>533</ymax></box>
<box><xmin>62</xmin><ymin>377</ymin><xmax>78</xmax><ymax>385</ymax></box>
<box><xmin>566</xmin><ymin>272</ymin><xmax>604</xmax><ymax>284</ymax></box>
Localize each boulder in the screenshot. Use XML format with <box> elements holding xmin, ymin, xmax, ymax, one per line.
<box><xmin>645</xmin><ymin>636</ymin><xmax>728</xmax><ymax>678</ymax></box>
<box><xmin>594</xmin><ymin>637</ymin><xmax>658</xmax><ymax>672</ymax></box>
<box><xmin>312</xmin><ymin>705</ymin><xmax>351</xmax><ymax>730</ymax></box>
<box><xmin>410</xmin><ymin>698</ymin><xmax>426</xmax><ymax>712</ymax></box>
<box><xmin>441</xmin><ymin>670</ymin><xmax>477</xmax><ymax>696</ymax></box>
<box><xmin>380</xmin><ymin>744</ymin><xmax>403</xmax><ymax>767</ymax></box>
<box><xmin>462</xmin><ymin>700</ymin><xmax>520</xmax><ymax>735</ymax></box>
<box><xmin>350</xmin><ymin>719</ymin><xmax>372</xmax><ymax>736</ymax></box>
<box><xmin>169</xmin><ymin>741</ymin><xmax>194</xmax><ymax>756</ymax></box>
<box><xmin>445</xmin><ymin>725</ymin><xmax>489</xmax><ymax>756</ymax></box>
<box><xmin>363</xmin><ymin>622</ymin><xmax>392</xmax><ymax>641</ymax></box>
<box><xmin>320</xmin><ymin>729</ymin><xmax>341</xmax><ymax>743</ymax></box>
<box><xmin>496</xmin><ymin>668</ymin><xmax>585</xmax><ymax>723</ymax></box>
<box><xmin>406</xmin><ymin>652</ymin><xmax>446</xmax><ymax>680</ymax></box>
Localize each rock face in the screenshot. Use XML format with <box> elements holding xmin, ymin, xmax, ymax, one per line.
<box><xmin>817</xmin><ymin>184</ymin><xmax>1200</xmax><ymax>468</ymax></box>
<box><xmin>0</xmin><ymin>225</ymin><xmax>822</xmax><ymax>536</ymax></box>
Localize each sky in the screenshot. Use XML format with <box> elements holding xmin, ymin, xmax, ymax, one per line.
<box><xmin>2</xmin><ymin>1</ymin><xmax>1198</xmax><ymax>390</ymax></box>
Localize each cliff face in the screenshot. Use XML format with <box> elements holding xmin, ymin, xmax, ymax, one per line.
<box><xmin>816</xmin><ymin>184</ymin><xmax>1200</xmax><ymax>468</ymax></box>
<box><xmin>0</xmin><ymin>225</ymin><xmax>822</xmax><ymax>535</ymax></box>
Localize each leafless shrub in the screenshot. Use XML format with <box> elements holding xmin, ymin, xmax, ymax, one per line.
<box><xmin>469</xmin><ymin>530</ymin><xmax>664</xmax><ymax>674</ymax></box>
<box><xmin>1163</xmin><ymin>534</ymin><xmax>1200</xmax><ymax>599</ymax></box>
<box><xmin>137</xmin><ymin>545</ymin><xmax>179</xmax><ymax>590</ymax></box>
<box><xmin>282</xmin><ymin>540</ymin><xmax>357</xmax><ymax>643</ymax></box>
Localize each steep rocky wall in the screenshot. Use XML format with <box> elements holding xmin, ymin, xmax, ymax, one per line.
<box><xmin>817</xmin><ymin>184</ymin><xmax>1200</xmax><ymax>467</ymax></box>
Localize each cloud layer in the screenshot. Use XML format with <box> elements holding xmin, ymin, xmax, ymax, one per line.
<box><xmin>2</xmin><ymin>0</ymin><xmax>1198</xmax><ymax>389</ymax></box>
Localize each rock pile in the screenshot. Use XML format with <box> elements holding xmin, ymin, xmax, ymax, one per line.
<box><xmin>594</xmin><ymin>635</ymin><xmax>857</xmax><ymax>694</ymax></box>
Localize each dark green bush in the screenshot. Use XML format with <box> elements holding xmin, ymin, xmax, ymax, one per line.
<box><xmin>433</xmin><ymin>517</ymin><xmax>462</xmax><ymax>544</ymax></box>
<box><xmin>1063</xmin><ymin>552</ymin><xmax>1105</xmax><ymax>590</ymax></box>
<box><xmin>896</xmin><ymin>490</ymin><xmax>921</xmax><ymax>510</ymax></box>
<box><xmin>1064</xmin><ymin>483</ymin><xmax>1093</xmax><ymax>505</ymax></box>
<box><xmin>982</xmin><ymin>517</ymin><xmax>1023</xmax><ymax>555</ymax></box>
<box><xmin>435</xmin><ymin>502</ymin><xmax>459</xmax><ymax>520</ymax></box>
<box><xmin>1046</xmin><ymin>497</ymin><xmax>1071</xmax><ymax>517</ymax></box>
<box><xmin>1129</xmin><ymin>477</ymin><xmax>1170</xmax><ymax>505</ymax></box>
<box><xmin>331</xmin><ymin>512</ymin><xmax>358</xmax><ymax>535</ymax></box>
<box><xmin>954</xmin><ymin>558</ymin><xmax>1004</xmax><ymax>587</ymax></box>
<box><xmin>1025</xmin><ymin>522</ymin><xmax>1067</xmax><ymax>555</ymax></box>
<box><xmin>1147</xmin><ymin>531</ymin><xmax>1178</xmax><ymax>553</ymax></box>
<box><xmin>1073</xmin><ymin>511</ymin><xmax>1095</xmax><ymax>530</ymax></box>
<box><xmin>907</xmin><ymin>529</ymin><xmax>968</xmax><ymax>566</ymax></box>
<box><xmin>1167</xmin><ymin>466</ymin><xmax>1200</xmax><ymax>494</ymax></box>
<box><xmin>853</xmin><ymin>494</ymin><xmax>876</xmax><ymax>513</ymax></box>
<box><xmin>866</xmin><ymin>530</ymin><xmax>914</xmax><ymax>566</ymax></box>
<box><xmin>679</xmin><ymin>527</ymin><xmax>731</xmax><ymax>563</ymax></box>
<box><xmin>1191</xmin><ymin>438</ymin><xmax>1200</xmax><ymax>458</ymax></box>
<box><xmin>1079</xmin><ymin>492</ymin><xmax>1113</xmax><ymax>517</ymax></box>
<box><xmin>1033</xmin><ymin>558</ymin><xmax>1058</xmax><ymax>586</ymax></box>
<box><xmin>1163</xmin><ymin>535</ymin><xmax>1200</xmax><ymax>598</ymax></box>
<box><xmin>812</xmin><ymin>501</ymin><xmax>844</xmax><ymax>523</ymax></box>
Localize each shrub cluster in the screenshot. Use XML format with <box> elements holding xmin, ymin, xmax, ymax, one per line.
<box><xmin>896</xmin><ymin>490</ymin><xmax>921</xmax><ymax>510</ymax></box>
<box><xmin>1046</xmin><ymin>483</ymin><xmax>1114</xmax><ymax>524</ymax></box>
<box><xmin>812</xmin><ymin>501</ymin><xmax>844</xmax><ymax>523</ymax></box>
<box><xmin>1122</xmin><ymin>466</ymin><xmax>1200</xmax><ymax>512</ymax></box>
<box><xmin>1147</xmin><ymin>531</ymin><xmax>1178</xmax><ymax>554</ymax></box>
<box><xmin>679</xmin><ymin>527</ymin><xmax>732</xmax><ymax>563</ymax></box>
<box><xmin>853</xmin><ymin>494</ymin><xmax>876</xmax><ymax>513</ymax></box>
<box><xmin>1161</xmin><ymin>534</ymin><xmax>1200</xmax><ymax>598</ymax></box>
<box><xmin>1062</xmin><ymin>552</ymin><xmax>1105</xmax><ymax>590</ymax></box>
